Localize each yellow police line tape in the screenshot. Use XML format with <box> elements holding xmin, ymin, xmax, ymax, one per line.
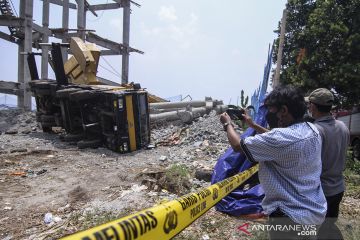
<box><xmin>61</xmin><ymin>164</ymin><xmax>259</xmax><ymax>240</ymax></box>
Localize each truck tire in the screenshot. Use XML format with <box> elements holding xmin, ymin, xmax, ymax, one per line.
<box><xmin>77</xmin><ymin>139</ymin><xmax>102</xmax><ymax>149</ymax></box>
<box><xmin>36</xmin><ymin>112</ymin><xmax>42</xmax><ymax>122</ymax></box>
<box><xmin>40</xmin><ymin>122</ymin><xmax>54</xmax><ymax>132</ymax></box>
<box><xmin>353</xmin><ymin>139</ymin><xmax>360</xmax><ymax>161</ymax></box>
<box><xmin>42</xmin><ymin>126</ymin><xmax>52</xmax><ymax>132</ymax></box>
<box><xmin>41</xmin><ymin>115</ymin><xmax>55</xmax><ymax>123</ymax></box>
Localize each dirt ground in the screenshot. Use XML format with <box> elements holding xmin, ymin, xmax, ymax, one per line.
<box><xmin>0</xmin><ymin>109</ymin><xmax>359</xmax><ymax>240</ymax></box>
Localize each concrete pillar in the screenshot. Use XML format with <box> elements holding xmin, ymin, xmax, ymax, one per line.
<box><xmin>41</xmin><ymin>0</ymin><xmax>49</xmax><ymax>79</ymax></box>
<box><xmin>18</xmin><ymin>0</ymin><xmax>33</xmax><ymax>110</ymax></box>
<box><xmin>77</xmin><ymin>0</ymin><xmax>85</xmax><ymax>40</ymax></box>
<box><xmin>62</xmin><ymin>0</ymin><xmax>70</xmax><ymax>61</ymax></box>
<box><xmin>121</xmin><ymin>0</ymin><xmax>130</xmax><ymax>84</ymax></box>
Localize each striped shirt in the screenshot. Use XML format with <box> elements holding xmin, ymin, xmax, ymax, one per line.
<box><xmin>242</xmin><ymin>122</ymin><xmax>327</xmax><ymax>225</ymax></box>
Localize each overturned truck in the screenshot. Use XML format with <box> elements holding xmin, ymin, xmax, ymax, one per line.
<box><xmin>28</xmin><ymin>37</ymin><xmax>150</xmax><ymax>153</ymax></box>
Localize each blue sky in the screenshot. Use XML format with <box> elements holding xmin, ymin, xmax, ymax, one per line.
<box><xmin>0</xmin><ymin>0</ymin><xmax>286</xmax><ymax>105</ymax></box>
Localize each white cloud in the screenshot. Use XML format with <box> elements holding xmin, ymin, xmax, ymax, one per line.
<box><xmin>158</xmin><ymin>6</ymin><xmax>178</xmax><ymax>21</ymax></box>
<box><xmin>142</xmin><ymin>11</ymin><xmax>200</xmax><ymax>50</ymax></box>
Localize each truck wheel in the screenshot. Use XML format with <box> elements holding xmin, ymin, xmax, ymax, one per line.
<box><xmin>40</xmin><ymin>122</ymin><xmax>53</xmax><ymax>132</ymax></box>
<box><xmin>77</xmin><ymin>139</ymin><xmax>102</xmax><ymax>149</ymax></box>
<box><xmin>353</xmin><ymin>139</ymin><xmax>360</xmax><ymax>161</ymax></box>
<box><xmin>42</xmin><ymin>126</ymin><xmax>52</xmax><ymax>132</ymax></box>
<box><xmin>41</xmin><ymin>115</ymin><xmax>55</xmax><ymax>123</ymax></box>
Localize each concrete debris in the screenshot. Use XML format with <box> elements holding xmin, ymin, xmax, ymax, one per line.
<box><xmin>152</xmin><ymin>110</ymin><xmax>229</xmax><ymax>148</ymax></box>
<box><xmin>0</xmin><ymin>109</ymin><xmax>38</xmax><ymax>135</ymax></box>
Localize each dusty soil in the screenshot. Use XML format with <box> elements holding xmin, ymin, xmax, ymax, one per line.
<box><xmin>0</xmin><ymin>109</ymin><xmax>359</xmax><ymax>240</ymax></box>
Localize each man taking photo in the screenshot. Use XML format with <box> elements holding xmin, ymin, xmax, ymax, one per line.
<box><xmin>220</xmin><ymin>85</ymin><xmax>327</xmax><ymax>239</ymax></box>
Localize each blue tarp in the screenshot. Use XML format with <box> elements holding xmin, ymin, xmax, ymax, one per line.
<box><xmin>211</xmin><ymin>104</ymin><xmax>268</xmax><ymax>216</ymax></box>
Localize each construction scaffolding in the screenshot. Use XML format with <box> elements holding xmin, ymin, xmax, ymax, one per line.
<box><xmin>0</xmin><ymin>0</ymin><xmax>143</xmax><ymax>110</ymax></box>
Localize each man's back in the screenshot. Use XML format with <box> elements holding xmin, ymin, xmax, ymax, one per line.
<box><xmin>244</xmin><ymin>122</ymin><xmax>327</xmax><ymax>225</ymax></box>
<box><xmin>314</xmin><ymin>116</ymin><xmax>350</xmax><ymax>196</ymax></box>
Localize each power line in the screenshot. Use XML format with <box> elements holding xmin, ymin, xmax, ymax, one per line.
<box><xmin>9</xmin><ymin>0</ymin><xmax>18</xmax><ymax>17</ymax></box>
<box><xmin>98</xmin><ymin>63</ymin><xmax>122</xmax><ymax>79</ymax></box>
<box><xmin>88</xmin><ymin>0</ymin><xmax>108</xmax><ymax>22</ymax></box>
<box><xmin>100</xmin><ymin>55</ymin><xmax>122</xmax><ymax>78</ymax></box>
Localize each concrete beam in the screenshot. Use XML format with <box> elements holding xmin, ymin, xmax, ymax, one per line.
<box><xmin>100</xmin><ymin>49</ymin><xmax>121</xmax><ymax>55</ymax></box>
<box><xmin>86</xmin><ymin>32</ymin><xmax>124</xmax><ymax>54</ymax></box>
<box><xmin>32</xmin><ymin>23</ymin><xmax>52</xmax><ymax>35</ymax></box>
<box><xmin>0</xmin><ymin>31</ymin><xmax>18</xmax><ymax>43</ymax></box>
<box><xmin>0</xmin><ymin>81</ymin><xmax>21</xmax><ymax>95</ymax></box>
<box><xmin>0</xmin><ymin>15</ymin><xmax>23</xmax><ymax>27</ymax></box>
<box><xmin>46</xmin><ymin>0</ymin><xmax>77</xmax><ymax>9</ymax></box>
<box><xmin>0</xmin><ymin>17</ymin><xmax>50</xmax><ymax>36</ymax></box>
<box><xmin>88</xmin><ymin>3</ymin><xmax>123</xmax><ymax>11</ymax></box>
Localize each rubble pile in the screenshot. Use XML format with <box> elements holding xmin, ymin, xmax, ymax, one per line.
<box><xmin>0</xmin><ymin>109</ymin><xmax>38</xmax><ymax>134</ymax></box>
<box><xmin>151</xmin><ymin>110</ymin><xmax>229</xmax><ymax>147</ymax></box>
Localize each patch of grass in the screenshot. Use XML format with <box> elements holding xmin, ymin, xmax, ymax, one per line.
<box><xmin>166</xmin><ymin>164</ymin><xmax>191</xmax><ymax>178</ymax></box>
<box><xmin>157</xmin><ymin>164</ymin><xmax>192</xmax><ymax>195</ymax></box>
<box><xmin>345</xmin><ymin>150</ymin><xmax>360</xmax><ymax>175</ymax></box>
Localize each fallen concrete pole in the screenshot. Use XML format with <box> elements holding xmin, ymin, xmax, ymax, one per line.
<box><xmin>150</xmin><ymin>100</ymin><xmax>207</xmax><ymax>110</ymax></box>
<box><xmin>150</xmin><ymin>107</ymin><xmax>191</xmax><ymax>114</ymax></box>
<box><xmin>150</xmin><ymin>105</ymin><xmax>228</xmax><ymax>124</ymax></box>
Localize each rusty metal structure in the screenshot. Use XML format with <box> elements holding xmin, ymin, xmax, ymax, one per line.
<box><xmin>0</xmin><ymin>0</ymin><xmax>143</xmax><ymax>110</ymax></box>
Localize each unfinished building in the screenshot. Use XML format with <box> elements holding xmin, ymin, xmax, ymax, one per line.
<box><xmin>0</xmin><ymin>0</ymin><xmax>143</xmax><ymax>110</ymax></box>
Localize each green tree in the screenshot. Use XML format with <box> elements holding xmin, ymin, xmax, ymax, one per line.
<box><xmin>273</xmin><ymin>0</ymin><xmax>360</xmax><ymax>108</ymax></box>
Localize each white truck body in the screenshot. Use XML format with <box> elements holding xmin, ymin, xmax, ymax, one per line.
<box><xmin>337</xmin><ymin>112</ymin><xmax>360</xmax><ymax>160</ymax></box>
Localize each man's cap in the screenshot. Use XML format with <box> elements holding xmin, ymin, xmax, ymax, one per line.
<box><xmin>305</xmin><ymin>88</ymin><xmax>334</xmax><ymax>106</ymax></box>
